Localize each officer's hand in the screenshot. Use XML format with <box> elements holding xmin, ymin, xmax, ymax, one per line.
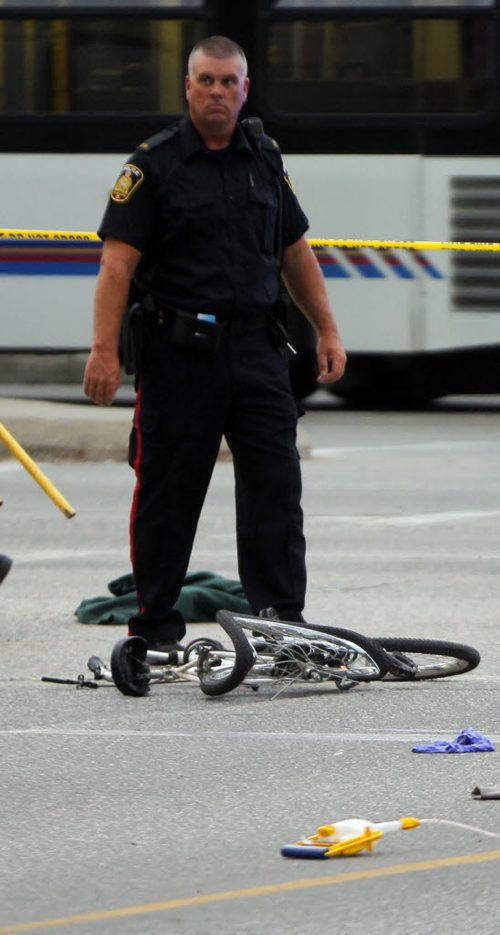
<box><xmin>317</xmin><ymin>332</ymin><xmax>347</xmax><ymax>384</ymax></box>
<box><xmin>83</xmin><ymin>349</ymin><xmax>122</xmax><ymax>406</ymax></box>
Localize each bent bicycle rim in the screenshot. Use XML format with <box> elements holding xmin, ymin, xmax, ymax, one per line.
<box><xmin>217</xmin><ymin>612</ymin><xmax>389</xmax><ymax>685</ymax></box>
<box><xmin>199</xmin><ymin>611</ymin><xmax>256</xmax><ymax>696</ymax></box>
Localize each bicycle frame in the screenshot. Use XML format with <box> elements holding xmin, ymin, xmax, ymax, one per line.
<box><xmin>88</xmin><ymin>612</ymin><xmax>479</xmax><ymax>698</ymax></box>
<box><xmin>221</xmin><ymin>614</ymin><xmax>384</xmax><ymax>685</ymax></box>
<box><xmin>88</xmin><ymin>648</ymin><xmax>241</xmax><ymax>688</ymax></box>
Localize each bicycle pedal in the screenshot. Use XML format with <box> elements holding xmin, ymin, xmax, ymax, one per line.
<box><xmin>387</xmin><ymin>651</ymin><xmax>418</xmax><ymax>678</ymax></box>
<box><xmin>258</xmin><ymin>607</ymin><xmax>280</xmax><ymax>620</ymax></box>
<box><xmin>87</xmin><ymin>655</ymin><xmax>106</xmax><ymax>678</ymax></box>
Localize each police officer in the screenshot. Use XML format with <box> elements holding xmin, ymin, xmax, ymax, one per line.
<box><xmin>83</xmin><ymin>35</ymin><xmax>346</xmax><ymax>651</ymax></box>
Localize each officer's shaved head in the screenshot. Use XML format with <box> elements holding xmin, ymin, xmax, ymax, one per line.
<box><xmin>188</xmin><ymin>35</ymin><xmax>248</xmax><ymax>78</ymax></box>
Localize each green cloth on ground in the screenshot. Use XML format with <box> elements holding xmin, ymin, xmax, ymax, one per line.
<box><xmin>74</xmin><ymin>570</ymin><xmax>251</xmax><ymax>625</ymax></box>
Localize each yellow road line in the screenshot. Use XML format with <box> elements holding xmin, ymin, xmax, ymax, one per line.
<box><xmin>2</xmin><ymin>849</ymin><xmax>500</xmax><ymax>933</ymax></box>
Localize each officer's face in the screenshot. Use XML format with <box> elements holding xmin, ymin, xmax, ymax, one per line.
<box><xmin>186</xmin><ymin>52</ymin><xmax>249</xmax><ymax>142</ymax></box>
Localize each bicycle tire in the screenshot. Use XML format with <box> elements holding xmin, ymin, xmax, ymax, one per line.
<box><xmin>110</xmin><ymin>636</ymin><xmax>151</xmax><ymax>696</ymax></box>
<box><xmin>199</xmin><ymin>610</ymin><xmax>256</xmax><ymax>696</ymax></box>
<box><xmin>373</xmin><ymin>637</ymin><xmax>480</xmax><ymax>680</ymax></box>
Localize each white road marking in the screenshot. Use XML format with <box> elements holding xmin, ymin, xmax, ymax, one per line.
<box><xmin>0</xmin><ymin>728</ymin><xmax>498</xmax><ymax>742</ymax></box>
<box><xmin>308</xmin><ymin>509</ymin><xmax>500</xmax><ymax>526</ymax></box>
<box><xmin>312</xmin><ymin>441</ymin><xmax>500</xmax><ymax>456</ymax></box>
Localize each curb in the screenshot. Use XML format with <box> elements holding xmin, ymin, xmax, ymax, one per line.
<box><xmin>0</xmin><ymin>395</ymin><xmax>311</xmax><ymax>462</ymax></box>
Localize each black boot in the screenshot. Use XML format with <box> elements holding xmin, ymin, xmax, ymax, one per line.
<box><xmin>0</xmin><ymin>554</ymin><xmax>12</xmax><ymax>586</ymax></box>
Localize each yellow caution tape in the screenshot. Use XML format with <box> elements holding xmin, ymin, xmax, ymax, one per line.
<box><xmin>0</xmin><ymin>229</ymin><xmax>100</xmax><ymax>242</ymax></box>
<box><xmin>2</xmin><ymin>229</ymin><xmax>500</xmax><ymax>251</ymax></box>
<box><xmin>309</xmin><ymin>239</ymin><xmax>500</xmax><ymax>252</ymax></box>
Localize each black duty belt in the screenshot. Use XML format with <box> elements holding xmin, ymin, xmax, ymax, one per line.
<box><xmin>218</xmin><ymin>313</ymin><xmax>269</xmax><ymax>335</ymax></box>
<box><xmin>155</xmin><ymin>307</ymin><xmax>269</xmax><ymax>335</ymax></box>
<box><xmin>150</xmin><ymin>306</ymin><xmax>271</xmax><ymax>353</ymax></box>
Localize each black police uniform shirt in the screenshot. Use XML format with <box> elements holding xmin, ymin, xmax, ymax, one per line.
<box><xmin>98</xmin><ymin>115</ymin><xmax>309</xmax><ymax>317</ymax></box>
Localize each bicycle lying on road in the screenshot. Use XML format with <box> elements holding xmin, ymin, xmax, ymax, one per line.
<box><xmin>87</xmin><ymin>609</ymin><xmax>480</xmax><ymax>699</ymax></box>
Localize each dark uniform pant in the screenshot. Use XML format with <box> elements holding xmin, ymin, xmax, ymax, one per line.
<box><xmin>128</xmin><ymin>324</ymin><xmax>306</xmax><ymax>642</ymax></box>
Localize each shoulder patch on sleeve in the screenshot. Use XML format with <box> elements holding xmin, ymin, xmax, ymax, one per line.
<box><xmin>111</xmin><ymin>164</ymin><xmax>144</xmax><ymax>204</ymax></box>
<box><xmin>282</xmin><ymin>161</ymin><xmax>297</xmax><ymax>194</ymax></box>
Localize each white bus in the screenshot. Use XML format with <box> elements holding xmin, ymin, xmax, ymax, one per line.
<box><xmin>1</xmin><ymin>0</ymin><xmax>499</xmax><ymax>403</ymax></box>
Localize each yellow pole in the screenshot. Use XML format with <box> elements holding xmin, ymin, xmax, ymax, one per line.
<box><xmin>0</xmin><ymin>423</ymin><xmax>76</xmax><ymax>519</ymax></box>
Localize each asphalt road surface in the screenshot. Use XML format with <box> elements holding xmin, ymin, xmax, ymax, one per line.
<box><xmin>1</xmin><ymin>395</ymin><xmax>500</xmax><ymax>934</ymax></box>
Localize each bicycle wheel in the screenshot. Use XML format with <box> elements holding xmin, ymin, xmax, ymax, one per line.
<box><xmin>198</xmin><ymin>611</ymin><xmax>256</xmax><ymax>696</ymax></box>
<box><xmin>110</xmin><ymin>636</ymin><xmax>151</xmax><ymax>696</ymax></box>
<box><xmin>374</xmin><ymin>637</ymin><xmax>480</xmax><ymax>680</ymax></box>
<box><xmin>183</xmin><ymin>637</ymin><xmax>224</xmax><ymax>664</ymax></box>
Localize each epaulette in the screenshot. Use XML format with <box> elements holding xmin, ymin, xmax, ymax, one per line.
<box><xmin>261</xmin><ymin>134</ymin><xmax>281</xmax><ymax>152</ymax></box>
<box><xmin>260</xmin><ymin>135</ymin><xmax>283</xmax><ymax>167</ymax></box>
<box><xmin>259</xmin><ymin>135</ymin><xmax>284</xmax><ymax>174</ymax></box>
<box><xmin>138</xmin><ymin>125</ymin><xmax>179</xmax><ymax>152</ymax></box>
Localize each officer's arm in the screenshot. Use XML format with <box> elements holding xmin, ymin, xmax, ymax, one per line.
<box><xmin>83</xmin><ymin>238</ymin><xmax>141</xmax><ymax>406</ymax></box>
<box><xmin>281</xmin><ymin>236</ymin><xmax>347</xmax><ymax>384</ymax></box>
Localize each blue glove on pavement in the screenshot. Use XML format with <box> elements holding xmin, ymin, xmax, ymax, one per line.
<box><xmin>412</xmin><ymin>728</ymin><xmax>495</xmax><ymax>754</ymax></box>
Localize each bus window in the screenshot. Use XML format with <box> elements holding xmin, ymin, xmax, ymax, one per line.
<box><xmin>0</xmin><ymin>0</ymin><xmax>203</xmax><ymax>7</ymax></box>
<box><xmin>0</xmin><ymin>14</ymin><xmax>203</xmax><ymax>116</ymax></box>
<box><xmin>266</xmin><ymin>13</ymin><xmax>495</xmax><ymax>115</ymax></box>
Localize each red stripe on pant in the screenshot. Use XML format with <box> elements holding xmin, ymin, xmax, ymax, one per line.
<box><xmin>129</xmin><ymin>379</ymin><xmax>144</xmax><ymax>624</ymax></box>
